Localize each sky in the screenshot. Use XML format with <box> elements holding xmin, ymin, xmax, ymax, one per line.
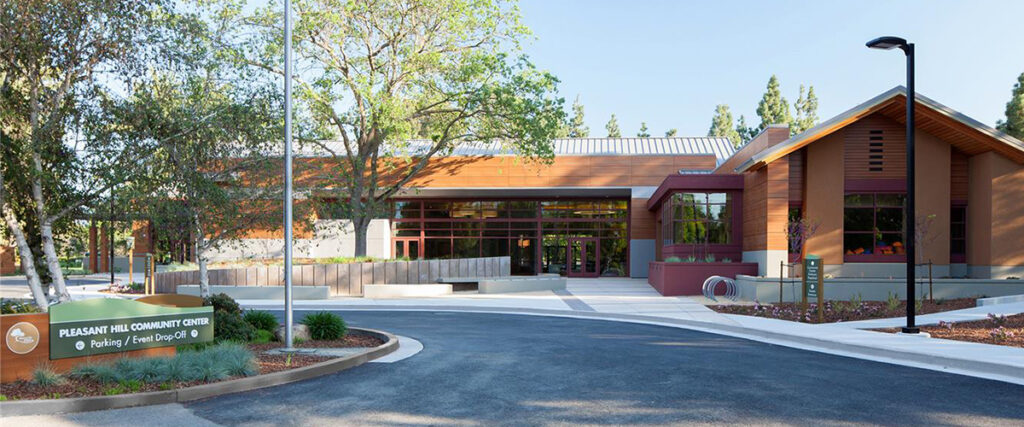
<box><xmin>516</xmin><ymin>0</ymin><xmax>1024</xmax><ymax>137</ymax></box>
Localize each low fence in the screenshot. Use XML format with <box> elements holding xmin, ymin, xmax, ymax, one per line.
<box><xmin>155</xmin><ymin>256</ymin><xmax>511</xmax><ymax>296</ymax></box>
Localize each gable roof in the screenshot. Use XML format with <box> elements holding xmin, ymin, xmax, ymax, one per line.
<box><xmin>734</xmin><ymin>86</ymin><xmax>1024</xmax><ymax>172</ymax></box>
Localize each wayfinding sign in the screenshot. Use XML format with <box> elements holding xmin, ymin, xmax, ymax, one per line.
<box><xmin>803</xmin><ymin>255</ymin><xmax>825</xmax><ymax>322</ymax></box>
<box><xmin>48</xmin><ymin>298</ymin><xmax>213</xmax><ymax>359</ymax></box>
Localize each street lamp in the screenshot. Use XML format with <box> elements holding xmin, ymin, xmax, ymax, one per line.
<box><xmin>283</xmin><ymin>0</ymin><xmax>295</xmax><ymax>349</ymax></box>
<box><xmin>866</xmin><ymin>36</ymin><xmax>919</xmax><ymax>334</ymax></box>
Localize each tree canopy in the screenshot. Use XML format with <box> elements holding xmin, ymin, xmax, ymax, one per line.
<box><xmin>997</xmin><ymin>72</ymin><xmax>1024</xmax><ymax>139</ymax></box>
<box><xmin>707</xmin><ymin>104</ymin><xmax>742</xmax><ymax>148</ymax></box>
<box><xmin>756</xmin><ymin>75</ymin><xmax>791</xmax><ymax>132</ymax></box>
<box><xmin>605</xmin><ymin>114</ymin><xmax>621</xmax><ymax>137</ymax></box>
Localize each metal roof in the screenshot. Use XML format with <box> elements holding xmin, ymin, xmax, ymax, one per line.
<box><xmin>301</xmin><ymin>137</ymin><xmax>737</xmax><ymax>166</ymax></box>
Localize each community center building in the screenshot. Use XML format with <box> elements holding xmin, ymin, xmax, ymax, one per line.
<box><xmin>88</xmin><ymin>87</ymin><xmax>1024</xmax><ymax>281</ymax></box>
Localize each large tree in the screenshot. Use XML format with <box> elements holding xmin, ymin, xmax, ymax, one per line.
<box><xmin>232</xmin><ymin>0</ymin><xmax>565</xmax><ymax>256</ymax></box>
<box><xmin>605</xmin><ymin>114</ymin><xmax>621</xmax><ymax>137</ymax></box>
<box><xmin>118</xmin><ymin>74</ymin><xmax>283</xmax><ymax>298</ymax></box>
<box><xmin>755</xmin><ymin>75</ymin><xmax>792</xmax><ymax>132</ymax></box>
<box><xmin>637</xmin><ymin>122</ymin><xmax>650</xmax><ymax>137</ymax></box>
<box><xmin>792</xmin><ymin>84</ymin><xmax>819</xmax><ymax>135</ymax></box>
<box><xmin>997</xmin><ymin>72</ymin><xmax>1024</xmax><ymax>139</ymax></box>
<box><xmin>566</xmin><ymin>95</ymin><xmax>589</xmax><ymax>138</ymax></box>
<box><xmin>735</xmin><ymin>115</ymin><xmax>756</xmax><ymax>144</ymax></box>
<box><xmin>0</xmin><ymin>0</ymin><xmax>168</xmax><ymax>306</ymax></box>
<box><xmin>707</xmin><ymin>104</ymin><xmax>742</xmax><ymax>148</ymax></box>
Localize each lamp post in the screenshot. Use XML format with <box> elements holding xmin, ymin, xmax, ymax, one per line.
<box><xmin>283</xmin><ymin>0</ymin><xmax>295</xmax><ymax>349</ymax></box>
<box><xmin>866</xmin><ymin>36</ymin><xmax>919</xmax><ymax>334</ymax></box>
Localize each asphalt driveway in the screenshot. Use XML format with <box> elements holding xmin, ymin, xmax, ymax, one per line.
<box><xmin>182</xmin><ymin>310</ymin><xmax>1024</xmax><ymax>426</ymax></box>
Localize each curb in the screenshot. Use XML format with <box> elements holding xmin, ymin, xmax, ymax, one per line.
<box><xmin>0</xmin><ymin>327</ymin><xmax>398</xmax><ymax>416</ymax></box>
<box><xmin>263</xmin><ymin>305</ymin><xmax>1024</xmax><ymax>385</ymax></box>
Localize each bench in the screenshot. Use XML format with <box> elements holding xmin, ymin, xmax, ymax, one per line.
<box><xmin>176</xmin><ymin>285</ymin><xmax>330</xmax><ymax>300</ymax></box>
<box><xmin>362</xmin><ymin>284</ymin><xmax>453</xmax><ymax>298</ymax></box>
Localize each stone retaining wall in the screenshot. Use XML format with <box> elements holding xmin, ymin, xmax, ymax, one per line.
<box><xmin>155</xmin><ymin>257</ymin><xmax>511</xmax><ymax>296</ymax></box>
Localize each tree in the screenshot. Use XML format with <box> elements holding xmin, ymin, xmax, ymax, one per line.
<box><xmin>708</xmin><ymin>104</ymin><xmax>743</xmax><ymax>148</ymax></box>
<box><xmin>997</xmin><ymin>72</ymin><xmax>1024</xmax><ymax>139</ymax></box>
<box><xmin>637</xmin><ymin>122</ymin><xmax>650</xmax><ymax>137</ymax></box>
<box><xmin>119</xmin><ymin>74</ymin><xmax>283</xmax><ymax>298</ymax></box>
<box><xmin>735</xmin><ymin>115</ymin><xmax>757</xmax><ymax>144</ymax></box>
<box><xmin>0</xmin><ymin>0</ymin><xmax>168</xmax><ymax>306</ymax></box>
<box><xmin>566</xmin><ymin>95</ymin><xmax>589</xmax><ymax>138</ymax></box>
<box><xmin>605</xmin><ymin>114</ymin><xmax>621</xmax><ymax>137</ymax></box>
<box><xmin>756</xmin><ymin>75</ymin><xmax>791</xmax><ymax>132</ymax></box>
<box><xmin>792</xmin><ymin>84</ymin><xmax>819</xmax><ymax>135</ymax></box>
<box><xmin>664</xmin><ymin>129</ymin><xmax>677</xmax><ymax>137</ymax></box>
<box><xmin>233</xmin><ymin>0</ymin><xmax>565</xmax><ymax>257</ymax></box>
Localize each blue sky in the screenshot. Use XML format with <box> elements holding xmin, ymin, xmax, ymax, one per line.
<box><xmin>517</xmin><ymin>0</ymin><xmax>1024</xmax><ymax>137</ymax></box>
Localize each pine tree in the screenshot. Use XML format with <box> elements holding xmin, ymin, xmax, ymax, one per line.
<box><xmin>792</xmin><ymin>84</ymin><xmax>819</xmax><ymax>135</ymax></box>
<box><xmin>735</xmin><ymin>115</ymin><xmax>756</xmax><ymax>146</ymax></box>
<box><xmin>707</xmin><ymin>104</ymin><xmax>742</xmax><ymax>147</ymax></box>
<box><xmin>637</xmin><ymin>122</ymin><xmax>650</xmax><ymax>137</ymax></box>
<box><xmin>567</xmin><ymin>95</ymin><xmax>590</xmax><ymax>138</ymax></box>
<box><xmin>997</xmin><ymin>72</ymin><xmax>1024</xmax><ymax>139</ymax></box>
<box><xmin>756</xmin><ymin>75</ymin><xmax>791</xmax><ymax>132</ymax></box>
<box><xmin>665</xmin><ymin>128</ymin><xmax>678</xmax><ymax>137</ymax></box>
<box><xmin>605</xmin><ymin>114</ymin><xmax>621</xmax><ymax>137</ymax></box>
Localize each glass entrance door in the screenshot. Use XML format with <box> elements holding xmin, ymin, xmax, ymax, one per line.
<box><xmin>567</xmin><ymin>237</ymin><xmax>599</xmax><ymax>277</ymax></box>
<box><xmin>394</xmin><ymin>238</ymin><xmax>421</xmax><ymax>260</ymax></box>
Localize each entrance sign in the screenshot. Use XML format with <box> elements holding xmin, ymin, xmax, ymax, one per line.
<box><xmin>802</xmin><ymin>255</ymin><xmax>825</xmax><ymax>322</ymax></box>
<box><xmin>48</xmin><ymin>298</ymin><xmax>213</xmax><ymax>359</ymax></box>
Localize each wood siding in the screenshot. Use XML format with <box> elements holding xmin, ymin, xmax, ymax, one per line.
<box><xmin>951</xmin><ymin>148</ymin><xmax>969</xmax><ymax>202</ymax></box>
<box><xmin>844</xmin><ymin>114</ymin><xmax>907</xmax><ymax>180</ymax></box>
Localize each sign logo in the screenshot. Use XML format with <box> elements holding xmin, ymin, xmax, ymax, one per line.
<box><xmin>5</xmin><ymin>322</ymin><xmax>41</xmax><ymax>354</ymax></box>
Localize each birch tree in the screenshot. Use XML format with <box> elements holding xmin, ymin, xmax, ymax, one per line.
<box><xmin>0</xmin><ymin>0</ymin><xmax>167</xmax><ymax>303</ymax></box>
<box><xmin>228</xmin><ymin>0</ymin><xmax>565</xmax><ymax>256</ymax></box>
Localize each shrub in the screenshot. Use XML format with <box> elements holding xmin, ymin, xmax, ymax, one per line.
<box><xmin>32</xmin><ymin>366</ymin><xmax>64</xmax><ymax>386</ymax></box>
<box><xmin>214</xmin><ymin>310</ymin><xmax>257</xmax><ymax>342</ymax></box>
<box><xmin>990</xmin><ymin>326</ymin><xmax>1015</xmax><ymax>342</ymax></box>
<box><xmin>703</xmin><ymin>254</ymin><xmax>716</xmax><ymax>263</ymax></box>
<box><xmin>204</xmin><ymin>293</ymin><xmax>241</xmax><ymax>315</ymax></box>
<box><xmin>244</xmin><ymin>310</ymin><xmax>279</xmax><ymax>332</ymax></box>
<box><xmin>664</xmin><ymin>256</ymin><xmax>682</xmax><ymax>263</ymax></box>
<box><xmin>683</xmin><ymin>255</ymin><xmax>697</xmax><ymax>263</ymax></box>
<box><xmin>301</xmin><ymin>311</ymin><xmax>347</xmax><ymax>340</ymax></box>
<box><xmin>251</xmin><ymin>329</ymin><xmax>276</xmax><ymax>344</ymax></box>
<box><xmin>988</xmin><ymin>313</ymin><xmax>1008</xmax><ymax>327</ymax></box>
<box><xmin>71</xmin><ymin>343</ymin><xmax>257</xmax><ymax>384</ymax></box>
<box><xmin>1</xmin><ymin>299</ymin><xmax>40</xmax><ymax>314</ymax></box>
<box><xmin>885</xmin><ymin>292</ymin><xmax>901</xmax><ymax>312</ymax></box>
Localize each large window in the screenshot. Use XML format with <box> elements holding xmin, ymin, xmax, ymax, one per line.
<box><xmin>843</xmin><ymin>193</ymin><xmax>905</xmax><ymax>261</ymax></box>
<box><xmin>389</xmin><ymin>198</ymin><xmax>628</xmax><ymax>276</ymax></box>
<box><xmin>661</xmin><ymin>193</ymin><xmax>732</xmax><ymax>245</ymax></box>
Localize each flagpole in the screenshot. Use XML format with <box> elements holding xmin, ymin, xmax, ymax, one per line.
<box><xmin>283</xmin><ymin>0</ymin><xmax>295</xmax><ymax>350</ymax></box>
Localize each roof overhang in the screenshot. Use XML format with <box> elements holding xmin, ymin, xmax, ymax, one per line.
<box><xmin>646</xmin><ymin>174</ymin><xmax>745</xmax><ymax>211</ymax></box>
<box><xmin>735</xmin><ymin>86</ymin><xmax>1024</xmax><ymax>173</ymax></box>
<box><xmin>392</xmin><ymin>187</ymin><xmax>633</xmax><ymax>198</ymax></box>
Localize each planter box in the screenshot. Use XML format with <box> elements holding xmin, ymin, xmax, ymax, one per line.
<box><xmin>647</xmin><ymin>261</ymin><xmax>759</xmax><ymax>296</ymax></box>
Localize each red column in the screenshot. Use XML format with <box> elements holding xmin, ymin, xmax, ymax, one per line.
<box><xmin>99</xmin><ymin>222</ymin><xmax>110</xmax><ymax>273</ymax></box>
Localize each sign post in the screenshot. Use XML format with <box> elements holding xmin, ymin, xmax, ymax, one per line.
<box><xmin>802</xmin><ymin>255</ymin><xmax>824</xmax><ymax>323</ymax></box>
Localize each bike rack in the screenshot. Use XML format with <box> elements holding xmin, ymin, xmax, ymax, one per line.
<box><xmin>702</xmin><ymin>276</ymin><xmax>737</xmax><ymax>302</ymax></box>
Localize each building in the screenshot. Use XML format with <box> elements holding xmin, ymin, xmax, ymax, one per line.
<box><xmin>88</xmin><ymin>87</ymin><xmax>1024</xmax><ymax>281</ymax></box>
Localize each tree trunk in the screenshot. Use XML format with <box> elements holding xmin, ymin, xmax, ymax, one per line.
<box><xmin>352</xmin><ymin>217</ymin><xmax>369</xmax><ymax>257</ymax></box>
<box><xmin>39</xmin><ymin>221</ymin><xmax>70</xmax><ymax>301</ymax></box>
<box><xmin>196</xmin><ymin>236</ymin><xmax>210</xmax><ymax>298</ymax></box>
<box><xmin>3</xmin><ymin>205</ymin><xmax>50</xmax><ymax>310</ymax></box>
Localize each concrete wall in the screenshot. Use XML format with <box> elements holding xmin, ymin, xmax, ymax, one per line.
<box><xmin>155</xmin><ymin>256</ymin><xmax>512</xmax><ymax>296</ymax></box>
<box><xmin>735</xmin><ymin>274</ymin><xmax>1024</xmax><ymax>303</ymax></box>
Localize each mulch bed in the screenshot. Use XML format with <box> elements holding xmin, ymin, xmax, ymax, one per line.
<box><xmin>0</xmin><ymin>335</ymin><xmax>384</xmax><ymax>400</ymax></box>
<box><xmin>874</xmin><ymin>313</ymin><xmax>1024</xmax><ymax>348</ymax></box>
<box><xmin>709</xmin><ymin>297</ymin><xmax>976</xmax><ymax>324</ymax></box>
